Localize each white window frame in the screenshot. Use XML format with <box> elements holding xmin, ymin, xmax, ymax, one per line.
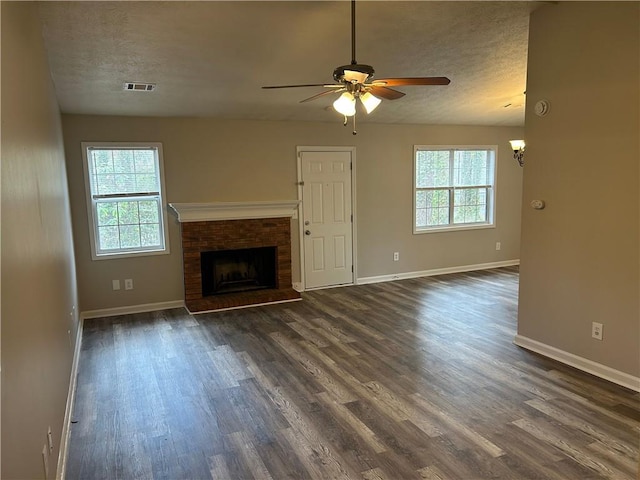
<box><xmin>413</xmin><ymin>145</ymin><xmax>497</xmax><ymax>234</ymax></box>
<box><xmin>81</xmin><ymin>142</ymin><xmax>170</xmax><ymax>260</ymax></box>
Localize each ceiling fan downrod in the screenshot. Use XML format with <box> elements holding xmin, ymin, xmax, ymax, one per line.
<box><xmin>351</xmin><ymin>0</ymin><xmax>357</xmax><ymax>65</ymax></box>
<box><xmin>333</xmin><ymin>0</ymin><xmax>374</xmax><ymax>83</ymax></box>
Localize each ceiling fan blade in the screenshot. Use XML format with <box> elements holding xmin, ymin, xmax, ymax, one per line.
<box><xmin>371</xmin><ymin>77</ymin><xmax>451</xmax><ymax>87</ymax></box>
<box><xmin>262</xmin><ymin>84</ymin><xmax>338</xmax><ymax>89</ymax></box>
<box><xmin>300</xmin><ymin>89</ymin><xmax>345</xmax><ymax>103</ymax></box>
<box><xmin>368</xmin><ymin>86</ymin><xmax>406</xmax><ymax>100</ymax></box>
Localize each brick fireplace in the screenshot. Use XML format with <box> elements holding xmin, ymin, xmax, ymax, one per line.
<box><xmin>170</xmin><ymin>201</ymin><xmax>301</xmax><ymax>313</ymax></box>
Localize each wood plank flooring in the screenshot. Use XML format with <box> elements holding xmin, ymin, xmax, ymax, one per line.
<box><xmin>66</xmin><ymin>267</ymin><xmax>640</xmax><ymax>479</ymax></box>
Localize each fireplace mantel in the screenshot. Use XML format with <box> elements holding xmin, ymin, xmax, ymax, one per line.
<box><xmin>169</xmin><ymin>200</ymin><xmax>299</xmax><ymax>223</ymax></box>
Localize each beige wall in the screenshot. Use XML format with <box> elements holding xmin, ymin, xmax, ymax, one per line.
<box><xmin>62</xmin><ymin>115</ymin><xmax>523</xmax><ymax>312</ymax></box>
<box><xmin>518</xmin><ymin>2</ymin><xmax>639</xmax><ymax>377</ymax></box>
<box><xmin>1</xmin><ymin>2</ymin><xmax>79</xmax><ymax>478</ymax></box>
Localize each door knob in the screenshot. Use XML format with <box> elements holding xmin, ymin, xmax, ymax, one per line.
<box><xmin>305</xmin><ymin>230</ymin><xmax>311</xmax><ymax>235</ymax></box>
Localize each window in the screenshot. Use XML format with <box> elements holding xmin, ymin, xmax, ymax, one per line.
<box><xmin>414</xmin><ymin>146</ymin><xmax>496</xmax><ymax>233</ymax></box>
<box><xmin>82</xmin><ymin>142</ymin><xmax>169</xmax><ymax>259</ymax></box>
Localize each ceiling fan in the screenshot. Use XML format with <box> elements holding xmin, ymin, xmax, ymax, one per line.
<box><xmin>262</xmin><ymin>0</ymin><xmax>451</xmax><ymax>133</ymax></box>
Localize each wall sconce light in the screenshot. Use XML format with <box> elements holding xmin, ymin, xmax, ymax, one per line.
<box><xmin>509</xmin><ymin>140</ymin><xmax>526</xmax><ymax>167</ymax></box>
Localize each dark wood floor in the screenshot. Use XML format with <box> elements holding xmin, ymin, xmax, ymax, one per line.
<box><xmin>66</xmin><ymin>267</ymin><xmax>640</xmax><ymax>479</ymax></box>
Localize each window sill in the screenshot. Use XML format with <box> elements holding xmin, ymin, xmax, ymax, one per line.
<box><xmin>92</xmin><ymin>247</ymin><xmax>170</xmax><ymax>261</ymax></box>
<box><xmin>413</xmin><ymin>223</ymin><xmax>495</xmax><ymax>235</ymax></box>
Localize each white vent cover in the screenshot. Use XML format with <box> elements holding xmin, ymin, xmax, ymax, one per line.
<box><xmin>123</xmin><ymin>82</ymin><xmax>156</xmax><ymax>92</ymax></box>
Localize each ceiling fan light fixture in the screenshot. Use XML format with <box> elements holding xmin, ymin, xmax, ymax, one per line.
<box><xmin>333</xmin><ymin>92</ymin><xmax>356</xmax><ymax>116</ymax></box>
<box><xmin>360</xmin><ymin>92</ymin><xmax>381</xmax><ymax>114</ymax></box>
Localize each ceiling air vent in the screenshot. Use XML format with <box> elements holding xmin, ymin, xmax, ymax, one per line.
<box><xmin>123</xmin><ymin>82</ymin><xmax>156</xmax><ymax>92</ymax></box>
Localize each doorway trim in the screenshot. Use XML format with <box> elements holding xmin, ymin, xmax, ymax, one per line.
<box><xmin>296</xmin><ymin>146</ymin><xmax>358</xmax><ymax>291</ymax></box>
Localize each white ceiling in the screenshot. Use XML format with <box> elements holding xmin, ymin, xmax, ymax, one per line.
<box><xmin>37</xmin><ymin>1</ymin><xmax>538</xmax><ymax>126</ymax></box>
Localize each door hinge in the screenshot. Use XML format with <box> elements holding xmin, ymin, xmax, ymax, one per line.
<box><xmin>351</xmin><ymin>265</ymin><xmax>354</xmax><ymax>273</ymax></box>
<box><xmin>351</xmin><ymin>214</ymin><xmax>353</xmax><ymax>222</ymax></box>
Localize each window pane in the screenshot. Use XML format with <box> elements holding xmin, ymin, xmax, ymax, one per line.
<box><xmin>98</xmin><ymin>226</ymin><xmax>120</xmax><ymax>251</ymax></box>
<box><xmin>140</xmin><ymin>224</ymin><xmax>161</xmax><ymax>247</ymax></box>
<box><xmin>453</xmin><ymin>150</ymin><xmax>488</xmax><ymax>187</ymax></box>
<box><xmin>134</xmin><ymin>150</ymin><xmax>156</xmax><ymax>173</ymax></box>
<box><xmin>416</xmin><ymin>208</ymin><xmax>427</xmax><ymax>227</ymax></box>
<box><xmin>425</xmin><ymin>206</ymin><xmax>449</xmax><ymax>226</ymax></box>
<box><xmin>416</xmin><ymin>150</ymin><xmax>450</xmax><ymax>188</ymax></box>
<box><xmin>95</xmin><ymin>174</ymin><xmax>116</xmax><ymax>195</ymax></box>
<box><xmin>115</xmin><ymin>173</ymin><xmax>137</xmax><ymax>194</ymax></box>
<box><xmin>92</xmin><ymin>150</ymin><xmax>113</xmax><ymax>175</ymax></box>
<box><xmin>136</xmin><ymin>173</ymin><xmax>159</xmax><ymax>192</ymax></box>
<box><xmin>96</xmin><ymin>202</ymin><xmax>118</xmax><ymax>226</ymax></box>
<box><xmin>119</xmin><ymin>225</ymin><xmax>141</xmax><ymax>248</ymax></box>
<box><xmin>435</xmin><ymin>207</ymin><xmax>450</xmax><ymax>225</ymax></box>
<box><xmin>138</xmin><ymin>200</ymin><xmax>160</xmax><ymax>224</ymax></box>
<box><xmin>453</xmin><ymin>188</ymin><xmax>487</xmax><ymax>224</ymax></box>
<box><xmin>423</xmin><ymin>189</ymin><xmax>450</xmax><ymax>226</ymax></box>
<box><xmin>431</xmin><ymin>189</ymin><xmax>449</xmax><ymax>207</ymax></box>
<box><xmin>113</xmin><ymin>150</ymin><xmax>135</xmax><ymax>173</ymax></box>
<box><xmin>117</xmin><ymin>201</ymin><xmax>140</xmax><ymax>225</ymax></box>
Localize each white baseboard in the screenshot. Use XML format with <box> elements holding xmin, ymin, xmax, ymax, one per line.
<box><xmin>514</xmin><ymin>334</ymin><xmax>640</xmax><ymax>392</ymax></box>
<box><xmin>81</xmin><ymin>300</ymin><xmax>185</xmax><ymax>320</ymax></box>
<box><xmin>56</xmin><ymin>316</ymin><xmax>84</xmax><ymax>479</ymax></box>
<box><xmin>356</xmin><ymin>259</ymin><xmax>520</xmax><ymax>285</ymax></box>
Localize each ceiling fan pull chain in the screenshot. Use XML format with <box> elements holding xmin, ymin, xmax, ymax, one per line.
<box><xmin>352</xmin><ymin>114</ymin><xmax>357</xmax><ymax>135</ymax></box>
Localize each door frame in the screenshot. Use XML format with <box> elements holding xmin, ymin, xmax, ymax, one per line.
<box><xmin>296</xmin><ymin>146</ymin><xmax>358</xmax><ymax>291</ymax></box>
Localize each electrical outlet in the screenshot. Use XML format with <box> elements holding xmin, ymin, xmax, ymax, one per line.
<box><xmin>393</xmin><ymin>252</ymin><xmax>399</xmax><ymax>261</ymax></box>
<box><xmin>496</xmin><ymin>242</ymin><xmax>501</xmax><ymax>251</ymax></box>
<box><xmin>112</xmin><ymin>279</ymin><xmax>121</xmax><ymax>290</ymax></box>
<box><xmin>124</xmin><ymin>278</ymin><xmax>133</xmax><ymax>290</ymax></box>
<box><xmin>47</xmin><ymin>426</ymin><xmax>54</xmax><ymax>453</ymax></box>
<box><xmin>592</xmin><ymin>322</ymin><xmax>603</xmax><ymax>340</ymax></box>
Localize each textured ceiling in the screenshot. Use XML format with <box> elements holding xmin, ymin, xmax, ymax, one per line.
<box><xmin>37</xmin><ymin>1</ymin><xmax>538</xmax><ymax>126</ymax></box>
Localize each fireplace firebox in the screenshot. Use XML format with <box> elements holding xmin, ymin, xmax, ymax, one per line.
<box><xmin>201</xmin><ymin>247</ymin><xmax>277</xmax><ymax>296</ymax></box>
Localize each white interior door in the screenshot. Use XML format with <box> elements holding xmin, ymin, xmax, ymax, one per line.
<box><xmin>299</xmin><ymin>149</ymin><xmax>354</xmax><ymax>289</ymax></box>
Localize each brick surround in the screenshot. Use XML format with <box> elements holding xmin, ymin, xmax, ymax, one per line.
<box><xmin>180</xmin><ymin>217</ymin><xmax>300</xmax><ymax>313</ymax></box>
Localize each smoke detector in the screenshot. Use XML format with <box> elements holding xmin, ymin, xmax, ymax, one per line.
<box><xmin>534</xmin><ymin>99</ymin><xmax>550</xmax><ymax>117</ymax></box>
